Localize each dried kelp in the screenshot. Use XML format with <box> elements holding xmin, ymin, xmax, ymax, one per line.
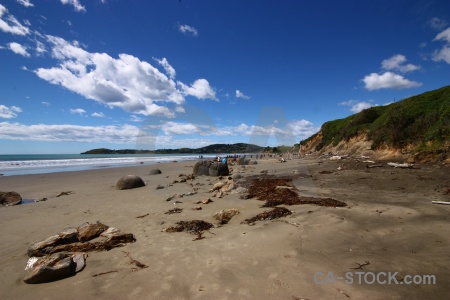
<box><xmin>48</xmin><ymin>234</ymin><xmax>136</xmax><ymax>254</ymax></box>
<box><xmin>242</xmin><ymin>207</ymin><xmax>292</xmax><ymax>224</ymax></box>
<box><xmin>165</xmin><ymin>207</ymin><xmax>183</xmax><ymax>214</ymax></box>
<box><xmin>164</xmin><ymin>220</ymin><xmax>214</xmax><ymax>234</ymax></box>
<box><xmin>262</xmin><ymin>197</ymin><xmax>347</xmax><ymax>208</ymax></box>
<box><xmin>239</xmin><ymin>174</ymin><xmax>346</xmax><ymax>208</ymax></box>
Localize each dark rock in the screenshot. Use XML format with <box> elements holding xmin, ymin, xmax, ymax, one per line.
<box><xmin>208</xmin><ymin>162</ymin><xmax>229</xmax><ymax>176</ymax></box>
<box><xmin>237</xmin><ymin>158</ymin><xmax>252</xmax><ymax>165</ymax></box>
<box><xmin>115</xmin><ymin>175</ymin><xmax>145</xmax><ymax>190</ymax></box>
<box><xmin>149</xmin><ymin>169</ymin><xmax>162</xmax><ymax>175</ymax></box>
<box><xmin>28</xmin><ymin>228</ymin><xmax>79</xmax><ymax>257</ymax></box>
<box><xmin>23</xmin><ymin>253</ymin><xmax>76</xmax><ymax>284</ymax></box>
<box><xmin>0</xmin><ymin>191</ymin><xmax>22</xmax><ymax>206</ymax></box>
<box><xmin>77</xmin><ymin>222</ymin><xmax>109</xmax><ymax>242</ymax></box>
<box><xmin>193</xmin><ymin>161</ymin><xmax>211</xmax><ymax>176</ymax></box>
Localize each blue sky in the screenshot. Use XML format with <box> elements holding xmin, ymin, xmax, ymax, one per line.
<box><xmin>1</xmin><ymin>0</ymin><xmax>449</xmax><ymax>154</ymax></box>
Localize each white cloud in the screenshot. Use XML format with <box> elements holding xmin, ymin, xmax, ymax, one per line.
<box><xmin>339</xmin><ymin>100</ymin><xmax>376</xmax><ymax>113</ymax></box>
<box><xmin>70</xmin><ymin>108</ymin><xmax>86</xmax><ymax>115</ymax></box>
<box><xmin>17</xmin><ymin>0</ymin><xmax>34</xmax><ymax>8</ymax></box>
<box><xmin>8</xmin><ymin>42</ymin><xmax>30</xmax><ymax>57</ymax></box>
<box><xmin>0</xmin><ymin>4</ymin><xmax>30</xmax><ymax>35</ymax></box>
<box><xmin>60</xmin><ymin>0</ymin><xmax>86</xmax><ymax>12</ymax></box>
<box><xmin>129</xmin><ymin>115</ymin><xmax>143</xmax><ymax>122</ymax></box>
<box><xmin>178</xmin><ymin>79</ymin><xmax>217</xmax><ymax>101</ymax></box>
<box><xmin>161</xmin><ymin>121</ymin><xmax>199</xmax><ymax>135</ymax></box>
<box><xmin>381</xmin><ymin>54</ymin><xmax>420</xmax><ymax>73</ymax></box>
<box><xmin>0</xmin><ymin>122</ymin><xmax>140</xmax><ymax>143</ymax></box>
<box><xmin>178</xmin><ymin>24</ymin><xmax>198</xmax><ymax>36</ymax></box>
<box><xmin>363</xmin><ymin>72</ymin><xmax>422</xmax><ymax>90</ymax></box>
<box><xmin>429</xmin><ymin>17</ymin><xmax>448</xmax><ymax>31</ymax></box>
<box><xmin>432</xmin><ymin>27</ymin><xmax>450</xmax><ymax>64</ymax></box>
<box><xmin>41</xmin><ymin>101</ymin><xmax>51</xmax><ymax>106</ymax></box>
<box><xmin>35</xmin><ymin>39</ymin><xmax>46</xmax><ymax>55</ymax></box>
<box><xmin>91</xmin><ymin>112</ymin><xmax>105</xmax><ymax>117</ymax></box>
<box><xmin>154</xmin><ymin>57</ymin><xmax>176</xmax><ymax>79</ymax></box>
<box><xmin>35</xmin><ymin>35</ymin><xmax>190</xmax><ymax>118</ymax></box>
<box><xmin>236</xmin><ymin>90</ymin><xmax>250</xmax><ymax>99</ymax></box>
<box><xmin>0</xmin><ymin>105</ymin><xmax>22</xmax><ymax>119</ymax></box>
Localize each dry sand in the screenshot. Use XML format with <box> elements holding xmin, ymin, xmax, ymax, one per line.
<box><xmin>0</xmin><ymin>156</ymin><xmax>449</xmax><ymax>299</ymax></box>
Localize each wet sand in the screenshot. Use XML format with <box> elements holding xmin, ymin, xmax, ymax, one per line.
<box><xmin>0</xmin><ymin>156</ymin><xmax>449</xmax><ymax>299</ymax></box>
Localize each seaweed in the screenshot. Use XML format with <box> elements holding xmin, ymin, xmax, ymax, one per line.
<box><xmin>164</xmin><ymin>220</ymin><xmax>214</xmax><ymax>234</ymax></box>
<box><xmin>262</xmin><ymin>197</ymin><xmax>347</xmax><ymax>208</ymax></box>
<box><xmin>48</xmin><ymin>234</ymin><xmax>136</xmax><ymax>254</ymax></box>
<box><xmin>164</xmin><ymin>207</ymin><xmax>183</xmax><ymax>214</ymax></box>
<box><xmin>242</xmin><ymin>207</ymin><xmax>292</xmax><ymax>225</ymax></box>
<box><xmin>239</xmin><ymin>174</ymin><xmax>347</xmax><ymax>208</ymax></box>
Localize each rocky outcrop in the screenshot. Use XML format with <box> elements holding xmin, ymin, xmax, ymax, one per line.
<box><xmin>0</xmin><ymin>191</ymin><xmax>22</xmax><ymax>206</ymax></box>
<box><xmin>193</xmin><ymin>161</ymin><xmax>229</xmax><ymax>176</ymax></box>
<box><xmin>115</xmin><ymin>175</ymin><xmax>145</xmax><ymax>190</ymax></box>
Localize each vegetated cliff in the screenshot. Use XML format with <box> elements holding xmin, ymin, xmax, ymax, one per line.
<box><xmin>301</xmin><ymin>86</ymin><xmax>450</xmax><ymax>163</ymax></box>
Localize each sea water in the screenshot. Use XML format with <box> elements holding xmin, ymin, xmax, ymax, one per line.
<box><xmin>0</xmin><ymin>154</ymin><xmax>203</xmax><ymax>176</ymax></box>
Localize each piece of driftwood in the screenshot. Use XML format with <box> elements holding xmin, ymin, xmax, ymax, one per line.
<box><xmin>136</xmin><ymin>213</ymin><xmax>149</xmax><ymax>218</ymax></box>
<box><xmin>366</xmin><ymin>164</ymin><xmax>384</xmax><ymax>168</ymax></box>
<box><xmin>387</xmin><ymin>162</ymin><xmax>413</xmax><ymax>168</ymax></box>
<box><xmin>431</xmin><ymin>201</ymin><xmax>450</xmax><ymax>205</ymax></box>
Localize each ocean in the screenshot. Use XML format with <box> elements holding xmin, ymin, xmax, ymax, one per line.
<box><xmin>0</xmin><ymin>154</ymin><xmax>204</xmax><ymax>176</ymax></box>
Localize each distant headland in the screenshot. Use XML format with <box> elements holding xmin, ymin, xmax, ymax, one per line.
<box><xmin>81</xmin><ymin>143</ymin><xmax>273</xmax><ymax>155</ymax></box>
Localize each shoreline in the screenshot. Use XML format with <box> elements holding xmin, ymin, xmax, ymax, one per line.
<box><xmin>1</xmin><ymin>156</ymin><xmax>449</xmax><ymax>299</ymax></box>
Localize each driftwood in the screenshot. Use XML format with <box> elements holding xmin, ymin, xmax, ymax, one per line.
<box><xmin>431</xmin><ymin>201</ymin><xmax>450</xmax><ymax>205</ymax></box>
<box><xmin>387</xmin><ymin>162</ymin><xmax>413</xmax><ymax>168</ymax></box>
<box><xmin>366</xmin><ymin>164</ymin><xmax>384</xmax><ymax>168</ymax></box>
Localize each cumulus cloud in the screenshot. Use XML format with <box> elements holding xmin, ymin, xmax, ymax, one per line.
<box><xmin>154</xmin><ymin>57</ymin><xmax>176</xmax><ymax>79</ymax></box>
<box><xmin>236</xmin><ymin>90</ymin><xmax>250</xmax><ymax>99</ymax></box>
<box><xmin>60</xmin><ymin>0</ymin><xmax>86</xmax><ymax>12</ymax></box>
<box><xmin>363</xmin><ymin>72</ymin><xmax>422</xmax><ymax>91</ymax></box>
<box><xmin>8</xmin><ymin>42</ymin><xmax>30</xmax><ymax>57</ymax></box>
<box><xmin>0</xmin><ymin>122</ymin><xmax>139</xmax><ymax>143</ymax></box>
<box><xmin>178</xmin><ymin>24</ymin><xmax>198</xmax><ymax>36</ymax></box>
<box><xmin>0</xmin><ymin>4</ymin><xmax>30</xmax><ymax>35</ymax></box>
<box><xmin>381</xmin><ymin>54</ymin><xmax>420</xmax><ymax>73</ymax></box>
<box><xmin>70</xmin><ymin>108</ymin><xmax>86</xmax><ymax>115</ymax></box>
<box><xmin>34</xmin><ymin>35</ymin><xmax>191</xmax><ymax>117</ymax></box>
<box><xmin>17</xmin><ymin>0</ymin><xmax>34</xmax><ymax>8</ymax></box>
<box><xmin>91</xmin><ymin>112</ymin><xmax>105</xmax><ymax>117</ymax></box>
<box><xmin>339</xmin><ymin>100</ymin><xmax>376</xmax><ymax>113</ymax></box>
<box><xmin>178</xmin><ymin>79</ymin><xmax>217</xmax><ymax>101</ymax></box>
<box><xmin>432</xmin><ymin>27</ymin><xmax>450</xmax><ymax>64</ymax></box>
<box><xmin>0</xmin><ymin>105</ymin><xmax>22</xmax><ymax>119</ymax></box>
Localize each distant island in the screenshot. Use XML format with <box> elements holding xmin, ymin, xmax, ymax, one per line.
<box><xmin>81</xmin><ymin>143</ymin><xmax>272</xmax><ymax>155</ymax></box>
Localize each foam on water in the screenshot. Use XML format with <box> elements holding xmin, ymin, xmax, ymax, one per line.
<box><xmin>0</xmin><ymin>154</ymin><xmax>199</xmax><ymax>176</ymax></box>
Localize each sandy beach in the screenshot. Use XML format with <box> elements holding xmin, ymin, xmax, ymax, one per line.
<box><xmin>0</xmin><ymin>156</ymin><xmax>449</xmax><ymax>299</ymax></box>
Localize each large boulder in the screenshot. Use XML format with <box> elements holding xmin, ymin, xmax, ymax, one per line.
<box><xmin>115</xmin><ymin>175</ymin><xmax>145</xmax><ymax>190</ymax></box>
<box><xmin>209</xmin><ymin>162</ymin><xmax>229</xmax><ymax>176</ymax></box>
<box><xmin>193</xmin><ymin>161</ymin><xmax>229</xmax><ymax>176</ymax></box>
<box><xmin>237</xmin><ymin>158</ymin><xmax>252</xmax><ymax>165</ymax></box>
<box><xmin>149</xmin><ymin>169</ymin><xmax>162</xmax><ymax>175</ymax></box>
<box><xmin>0</xmin><ymin>191</ymin><xmax>22</xmax><ymax>206</ymax></box>
<box><xmin>193</xmin><ymin>161</ymin><xmax>212</xmax><ymax>176</ymax></box>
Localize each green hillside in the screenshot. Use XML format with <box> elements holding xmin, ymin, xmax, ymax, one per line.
<box><xmin>303</xmin><ymin>86</ymin><xmax>450</xmax><ymax>152</ymax></box>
